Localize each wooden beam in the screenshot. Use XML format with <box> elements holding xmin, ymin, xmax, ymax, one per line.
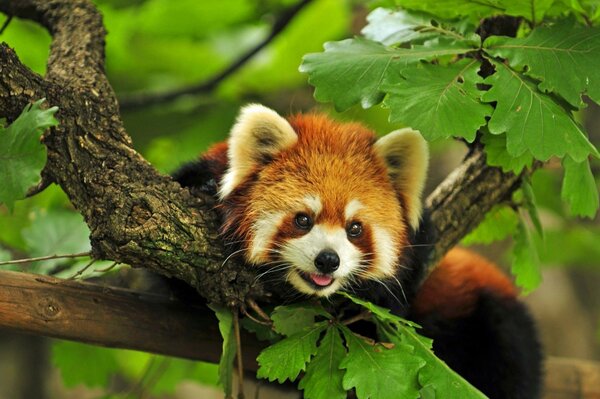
<box><xmin>2</xmin><ymin>270</ymin><xmax>600</xmax><ymax>397</ymax></box>
<box><xmin>0</xmin><ymin>270</ymin><xmax>262</xmax><ymax>369</ymax></box>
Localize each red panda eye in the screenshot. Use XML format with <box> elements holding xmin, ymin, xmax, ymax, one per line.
<box><xmin>347</xmin><ymin>222</ymin><xmax>363</xmax><ymax>238</ymax></box>
<box><xmin>294</xmin><ymin>213</ymin><xmax>313</xmax><ymax>230</ymax></box>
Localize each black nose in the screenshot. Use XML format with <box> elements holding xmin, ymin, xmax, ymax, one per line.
<box><xmin>314</xmin><ymin>250</ymin><xmax>340</xmax><ymax>273</ymax></box>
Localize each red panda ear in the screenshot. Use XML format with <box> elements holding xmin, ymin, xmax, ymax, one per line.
<box><xmin>219</xmin><ymin>104</ymin><xmax>298</xmax><ymax>198</ymax></box>
<box><xmin>374</xmin><ymin>128</ymin><xmax>429</xmax><ymax>230</ymax></box>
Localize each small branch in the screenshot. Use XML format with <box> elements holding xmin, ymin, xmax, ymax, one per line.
<box><xmin>94</xmin><ymin>261</ymin><xmax>119</xmax><ymax>273</ymax></box>
<box><xmin>423</xmin><ymin>148</ymin><xmax>524</xmax><ymax>274</ymax></box>
<box><xmin>341</xmin><ymin>310</ymin><xmax>371</xmax><ymax>326</ymax></box>
<box><xmin>67</xmin><ymin>258</ymin><xmax>96</xmax><ymax>280</ymax></box>
<box><xmin>0</xmin><ymin>251</ymin><xmax>92</xmax><ymax>266</ymax></box>
<box><xmin>25</xmin><ymin>175</ymin><xmax>52</xmax><ymax>198</ymax></box>
<box><xmin>118</xmin><ymin>0</ymin><xmax>313</xmax><ymax>110</ymax></box>
<box><xmin>233</xmin><ymin>311</ymin><xmax>245</xmax><ymax>399</ymax></box>
<box><xmin>0</xmin><ymin>15</ymin><xmax>12</xmax><ymax>35</ymax></box>
<box><xmin>247</xmin><ymin>298</ymin><xmax>272</xmax><ymax>323</ymax></box>
<box><xmin>241</xmin><ymin>307</ymin><xmax>272</xmax><ymax>326</ymax></box>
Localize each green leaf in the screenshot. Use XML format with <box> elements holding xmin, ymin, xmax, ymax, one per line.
<box><xmin>300</xmin><ymin>37</ymin><xmax>478</xmax><ymax>111</ymax></box>
<box><xmin>340</xmin><ymin>292</ymin><xmax>419</xmax><ymax>328</ymax></box>
<box><xmin>298</xmin><ymin>327</ymin><xmax>347</xmax><ymax>399</ymax></box>
<box><xmin>512</xmin><ymin>218</ymin><xmax>543</xmax><ymax>293</ymax></box>
<box><xmin>0</xmin><ymin>99</ymin><xmax>58</xmax><ymax>210</ymax></box>
<box><xmin>384</xmin><ymin>59</ymin><xmax>492</xmax><ymax>142</ymax></box>
<box><xmin>502</xmin><ymin>0</ymin><xmax>556</xmax><ymax>23</ymax></box>
<box><xmin>357</xmin><ymin>290</ymin><xmax>486</xmax><ymax>399</ymax></box>
<box><xmin>208</xmin><ymin>304</ymin><xmax>236</xmax><ymax>398</ymax></box>
<box><xmin>393</xmin><ymin>0</ymin><xmax>503</xmax><ymax>21</ymax></box>
<box><xmin>462</xmin><ymin>205</ymin><xmax>520</xmax><ymax>245</ymax></box>
<box><xmin>390</xmin><ymin>323</ymin><xmax>487</xmax><ymax>399</ymax></box>
<box><xmin>482</xmin><ymin>60</ymin><xmax>598</xmax><ymax>162</ymax></box>
<box><xmin>340</xmin><ymin>325</ymin><xmax>424</xmax><ymax>399</ymax></box>
<box><xmin>484</xmin><ymin>20</ymin><xmax>600</xmax><ymax>108</ymax></box>
<box><xmin>521</xmin><ymin>179</ymin><xmax>544</xmax><ymax>237</ymax></box>
<box><xmin>257</xmin><ymin>321</ymin><xmax>327</xmax><ymax>383</ymax></box>
<box><xmin>561</xmin><ymin>156</ymin><xmax>599</xmax><ymax>218</ymax></box>
<box><xmin>52</xmin><ymin>341</ymin><xmax>118</xmax><ymax>388</ymax></box>
<box><xmin>271</xmin><ymin>303</ymin><xmax>332</xmax><ymax>336</ymax></box>
<box><xmin>21</xmin><ymin>209</ymin><xmax>91</xmax><ymax>273</ymax></box>
<box><xmin>362</xmin><ymin>8</ymin><xmax>441</xmax><ymax>45</ymax></box>
<box><xmin>481</xmin><ymin>130</ymin><xmax>534</xmax><ymax>173</ymax></box>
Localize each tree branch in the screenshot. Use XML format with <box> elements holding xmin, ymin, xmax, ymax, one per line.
<box><xmin>424</xmin><ymin>148</ymin><xmax>524</xmax><ymax>270</ymax></box>
<box><xmin>0</xmin><ymin>0</ymin><xmax>257</xmax><ymax>307</ymax></box>
<box><xmin>0</xmin><ymin>0</ymin><xmax>526</xmax><ymax>308</ymax></box>
<box><xmin>0</xmin><ymin>270</ymin><xmax>262</xmax><ymax>369</ymax></box>
<box><xmin>118</xmin><ymin>0</ymin><xmax>314</xmax><ymax>110</ymax></box>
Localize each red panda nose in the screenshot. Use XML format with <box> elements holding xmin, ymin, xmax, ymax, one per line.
<box><xmin>314</xmin><ymin>250</ymin><xmax>340</xmax><ymax>274</ymax></box>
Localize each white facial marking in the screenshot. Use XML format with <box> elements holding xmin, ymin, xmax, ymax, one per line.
<box><xmin>280</xmin><ymin>225</ymin><xmax>363</xmax><ymax>297</ymax></box>
<box><xmin>303</xmin><ymin>195</ymin><xmax>322</xmax><ymax>215</ymax></box>
<box><xmin>344</xmin><ymin>199</ymin><xmax>364</xmax><ymax>220</ymax></box>
<box><xmin>248</xmin><ymin>211</ymin><xmax>285</xmax><ymax>263</ymax></box>
<box><xmin>370</xmin><ymin>226</ymin><xmax>398</xmax><ymax>278</ymax></box>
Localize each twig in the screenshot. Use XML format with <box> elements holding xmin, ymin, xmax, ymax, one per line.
<box><xmin>94</xmin><ymin>261</ymin><xmax>119</xmax><ymax>273</ymax></box>
<box><xmin>118</xmin><ymin>0</ymin><xmax>313</xmax><ymax>110</ymax></box>
<box><xmin>0</xmin><ymin>252</ymin><xmax>92</xmax><ymax>266</ymax></box>
<box><xmin>233</xmin><ymin>311</ymin><xmax>245</xmax><ymax>399</ymax></box>
<box><xmin>26</xmin><ymin>176</ymin><xmax>52</xmax><ymax>198</ymax></box>
<box><xmin>341</xmin><ymin>310</ymin><xmax>371</xmax><ymax>326</ymax></box>
<box><xmin>241</xmin><ymin>307</ymin><xmax>272</xmax><ymax>326</ymax></box>
<box><xmin>67</xmin><ymin>258</ymin><xmax>96</xmax><ymax>280</ymax></box>
<box><xmin>0</xmin><ymin>15</ymin><xmax>12</xmax><ymax>35</ymax></box>
<box><xmin>140</xmin><ymin>358</ymin><xmax>171</xmax><ymax>399</ymax></box>
<box><xmin>246</xmin><ymin>298</ymin><xmax>271</xmax><ymax>323</ymax></box>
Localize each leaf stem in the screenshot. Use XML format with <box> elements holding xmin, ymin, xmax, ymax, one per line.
<box><xmin>341</xmin><ymin>310</ymin><xmax>372</xmax><ymax>326</ymax></box>
<box><xmin>233</xmin><ymin>311</ymin><xmax>245</xmax><ymax>399</ymax></box>
<box><xmin>241</xmin><ymin>307</ymin><xmax>272</xmax><ymax>326</ymax></box>
<box><xmin>246</xmin><ymin>298</ymin><xmax>271</xmax><ymax>323</ymax></box>
<box><xmin>67</xmin><ymin>258</ymin><xmax>96</xmax><ymax>280</ymax></box>
<box><xmin>0</xmin><ymin>251</ymin><xmax>92</xmax><ymax>266</ymax></box>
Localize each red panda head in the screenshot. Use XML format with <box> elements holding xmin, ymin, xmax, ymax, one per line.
<box><xmin>219</xmin><ymin>104</ymin><xmax>428</xmax><ymax>297</ymax></box>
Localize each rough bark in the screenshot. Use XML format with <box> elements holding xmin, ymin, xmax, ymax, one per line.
<box><xmin>424</xmin><ymin>149</ymin><xmax>523</xmax><ymax>268</ymax></box>
<box><xmin>0</xmin><ymin>0</ymin><xmax>256</xmax><ymax>307</ymax></box>
<box><xmin>0</xmin><ymin>0</ymin><xmax>523</xmax><ymax>304</ymax></box>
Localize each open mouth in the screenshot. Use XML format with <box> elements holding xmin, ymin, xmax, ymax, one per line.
<box><xmin>299</xmin><ymin>270</ymin><xmax>335</xmax><ymax>289</ymax></box>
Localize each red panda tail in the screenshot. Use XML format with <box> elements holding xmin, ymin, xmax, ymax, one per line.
<box><xmin>412</xmin><ymin>247</ymin><xmax>517</xmax><ymax>319</ymax></box>
<box><xmin>411</xmin><ymin>248</ymin><xmax>542</xmax><ymax>399</ymax></box>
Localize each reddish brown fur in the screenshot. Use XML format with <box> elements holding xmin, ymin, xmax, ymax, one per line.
<box><xmin>202</xmin><ymin>142</ymin><xmax>229</xmax><ymax>179</ymax></box>
<box><xmin>412</xmin><ymin>247</ymin><xmax>518</xmax><ymax>319</ymax></box>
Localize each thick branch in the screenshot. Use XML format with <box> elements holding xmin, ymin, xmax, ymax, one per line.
<box><xmin>0</xmin><ymin>270</ymin><xmax>262</xmax><ymax>369</ymax></box>
<box><xmin>424</xmin><ymin>149</ymin><xmax>523</xmax><ymax>269</ymax></box>
<box><xmin>119</xmin><ymin>0</ymin><xmax>314</xmax><ymax>110</ymax></box>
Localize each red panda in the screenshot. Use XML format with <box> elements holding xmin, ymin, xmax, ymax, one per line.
<box><xmin>173</xmin><ymin>104</ymin><xmax>542</xmax><ymax>399</ymax></box>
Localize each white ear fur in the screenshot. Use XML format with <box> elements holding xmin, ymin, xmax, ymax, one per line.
<box><xmin>219</xmin><ymin>104</ymin><xmax>298</xmax><ymax>199</ymax></box>
<box><xmin>374</xmin><ymin>128</ymin><xmax>429</xmax><ymax>230</ymax></box>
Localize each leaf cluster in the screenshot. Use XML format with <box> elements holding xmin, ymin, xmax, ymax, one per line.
<box><xmin>229</xmin><ymin>296</ymin><xmax>487</xmax><ymax>399</ymax></box>
<box><xmin>300</xmin><ymin>0</ymin><xmax>600</xmax><ymax>292</ymax></box>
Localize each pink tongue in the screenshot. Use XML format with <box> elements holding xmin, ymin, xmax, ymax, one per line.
<box><xmin>310</xmin><ymin>273</ymin><xmax>333</xmax><ymax>286</ymax></box>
